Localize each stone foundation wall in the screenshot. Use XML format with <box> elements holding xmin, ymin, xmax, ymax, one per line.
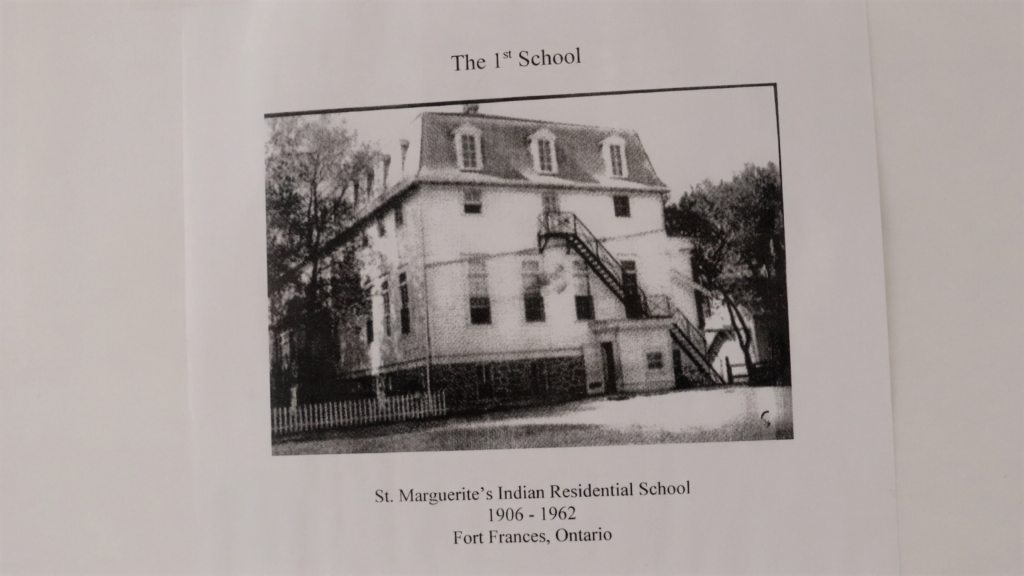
<box><xmin>300</xmin><ymin>366</ymin><xmax>429</xmax><ymax>405</ymax></box>
<box><xmin>431</xmin><ymin>355</ymin><xmax>587</xmax><ymax>413</ymax></box>
<box><xmin>322</xmin><ymin>356</ymin><xmax>586</xmax><ymax>413</ymax></box>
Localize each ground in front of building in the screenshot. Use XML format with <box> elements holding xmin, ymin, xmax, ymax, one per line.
<box><xmin>272</xmin><ymin>385</ymin><xmax>793</xmax><ymax>455</ymax></box>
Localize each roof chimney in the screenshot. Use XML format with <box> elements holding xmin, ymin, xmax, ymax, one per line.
<box><xmin>399</xmin><ymin>139</ymin><xmax>409</xmax><ymax>173</ymax></box>
<box><xmin>463</xmin><ymin>103</ymin><xmax>480</xmax><ymax>114</ymax></box>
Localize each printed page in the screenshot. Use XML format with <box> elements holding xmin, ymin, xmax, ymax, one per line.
<box><xmin>183</xmin><ymin>2</ymin><xmax>899</xmax><ymax>573</ymax></box>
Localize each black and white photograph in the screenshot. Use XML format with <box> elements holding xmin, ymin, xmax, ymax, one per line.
<box><xmin>265</xmin><ymin>87</ymin><xmax>793</xmax><ymax>454</ymax></box>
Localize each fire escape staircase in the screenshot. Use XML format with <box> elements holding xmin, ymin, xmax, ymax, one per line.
<box><xmin>537</xmin><ymin>211</ymin><xmax>724</xmax><ymax>386</ymax></box>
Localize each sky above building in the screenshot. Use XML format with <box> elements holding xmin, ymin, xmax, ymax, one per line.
<box><xmin>322</xmin><ymin>86</ymin><xmax>780</xmax><ymax>203</ymax></box>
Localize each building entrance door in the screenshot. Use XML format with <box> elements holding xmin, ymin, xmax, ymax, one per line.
<box><xmin>621</xmin><ymin>260</ymin><xmax>642</xmax><ymax>319</ymax></box>
<box><xmin>542</xmin><ymin>191</ymin><xmax>560</xmax><ymax>213</ymax></box>
<box><xmin>601</xmin><ymin>342</ymin><xmax>617</xmax><ymax>394</ymax></box>
<box><xmin>673</xmin><ymin>347</ymin><xmax>687</xmax><ymax>388</ymax></box>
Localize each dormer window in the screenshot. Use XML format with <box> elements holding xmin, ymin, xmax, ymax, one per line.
<box><xmin>528</xmin><ymin>129</ymin><xmax>558</xmax><ymax>175</ymax></box>
<box><xmin>601</xmin><ymin>135</ymin><xmax>629</xmax><ymax>179</ymax></box>
<box><xmin>460</xmin><ymin>134</ymin><xmax>479</xmax><ymax>169</ymax></box>
<box><xmin>538</xmin><ymin>140</ymin><xmax>554</xmax><ymax>172</ymax></box>
<box><xmin>609</xmin><ymin>144</ymin><xmax>624</xmax><ymax>176</ymax></box>
<box><xmin>454</xmin><ymin>124</ymin><xmax>483</xmax><ymax>171</ymax></box>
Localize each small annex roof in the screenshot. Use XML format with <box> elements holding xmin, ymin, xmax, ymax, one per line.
<box><xmin>416</xmin><ymin>112</ymin><xmax>669</xmax><ymax>192</ymax></box>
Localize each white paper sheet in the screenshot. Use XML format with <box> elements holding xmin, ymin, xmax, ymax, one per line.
<box><xmin>182</xmin><ymin>2</ymin><xmax>899</xmax><ymax>573</ymax></box>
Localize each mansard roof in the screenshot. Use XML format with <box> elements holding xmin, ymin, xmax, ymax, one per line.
<box><xmin>417</xmin><ymin>112</ymin><xmax>669</xmax><ymax>192</ymax></box>
<box><xmin>325</xmin><ymin>111</ymin><xmax>670</xmax><ymax>250</ymax></box>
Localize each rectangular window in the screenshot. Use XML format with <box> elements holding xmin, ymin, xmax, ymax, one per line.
<box><xmin>542</xmin><ymin>191</ymin><xmax>560</xmax><ymax>214</ymax></box>
<box><xmin>460</xmin><ymin>134</ymin><xmax>478</xmax><ymax>169</ymax></box>
<box><xmin>524</xmin><ymin>296</ymin><xmax>545</xmax><ymax>322</ymax></box>
<box><xmin>522</xmin><ymin>260</ymin><xmax>545</xmax><ymax>322</ymax></box>
<box><xmin>394</xmin><ymin>204</ymin><xmax>404</xmax><ymax>228</ymax></box>
<box><xmin>399</xmin><ymin>272</ymin><xmax>411</xmax><ymax>334</ymax></box>
<box><xmin>381</xmin><ymin>280</ymin><xmax>391</xmax><ymax>336</ymax></box>
<box><xmin>573</xmin><ymin>260</ymin><xmax>594</xmax><ymax>320</ymax></box>
<box><xmin>377</xmin><ymin>218</ymin><xmax>386</xmax><ymax>237</ymax></box>
<box><xmin>468</xmin><ymin>258</ymin><xmax>491</xmax><ymax>324</ymax></box>
<box><xmin>621</xmin><ymin>260</ymin><xmax>637</xmax><ymax>283</ymax></box>
<box><xmin>538</xmin><ymin>139</ymin><xmax>553</xmax><ymax>172</ymax></box>
<box><xmin>366</xmin><ymin>318</ymin><xmax>374</xmax><ymax>344</ymax></box>
<box><xmin>609</xmin><ymin>144</ymin><xmax>624</xmax><ymax>176</ymax></box>
<box><xmin>575</xmin><ymin>296</ymin><xmax>594</xmax><ymax>321</ymax></box>
<box><xmin>647</xmin><ymin>351</ymin><xmax>664</xmax><ymax>370</ymax></box>
<box><xmin>464</xmin><ymin>189</ymin><xmax>482</xmax><ymax>214</ymax></box>
<box><xmin>470</xmin><ymin>297</ymin><xmax>491</xmax><ymax>325</ymax></box>
<box><xmin>613</xmin><ymin>195</ymin><xmax>631</xmax><ymax>218</ymax></box>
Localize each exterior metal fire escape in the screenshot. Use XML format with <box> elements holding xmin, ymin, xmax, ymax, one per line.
<box><xmin>538</xmin><ymin>211</ymin><xmax>724</xmax><ymax>386</ymax></box>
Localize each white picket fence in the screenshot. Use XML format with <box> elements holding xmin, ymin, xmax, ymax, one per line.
<box><xmin>271</xmin><ymin>391</ymin><xmax>447</xmax><ymax>435</ymax></box>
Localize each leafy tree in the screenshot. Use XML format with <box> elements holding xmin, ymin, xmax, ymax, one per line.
<box><xmin>666</xmin><ymin>162</ymin><xmax>790</xmax><ymax>385</ymax></box>
<box><xmin>265</xmin><ymin>115</ymin><xmax>377</xmax><ymax>404</ymax></box>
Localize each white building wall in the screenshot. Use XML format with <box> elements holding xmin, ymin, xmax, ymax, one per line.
<box><xmin>338</xmin><ymin>190</ymin><xmax>430</xmax><ymax>377</ymax></box>
<box><xmin>560</xmin><ymin>189</ymin><xmax>664</xmax><ymax>238</ymax></box>
<box><xmin>618</xmin><ymin>325</ymin><xmax>675</xmax><ymax>393</ymax></box>
<box><xmin>590</xmin><ymin>319</ymin><xmax>676</xmax><ymax>394</ymax></box>
<box><xmin>417</xmin><ymin>184</ymin><xmax>699</xmax><ymax>363</ymax></box>
<box><xmin>338</xmin><ymin>180</ymin><xmax>703</xmax><ymax>385</ymax></box>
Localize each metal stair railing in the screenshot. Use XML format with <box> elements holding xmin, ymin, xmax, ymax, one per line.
<box><xmin>539</xmin><ymin>211</ymin><xmax>667</xmax><ymax>318</ymax></box>
<box><xmin>538</xmin><ymin>210</ymin><xmax>724</xmax><ymax>385</ymax></box>
<box><xmin>672</xmin><ymin>307</ymin><xmax>705</xmax><ymax>353</ymax></box>
<box><xmin>670</xmin><ymin>307</ymin><xmax>725</xmax><ymax>385</ymax></box>
<box><xmin>539</xmin><ymin>211</ymin><xmax>624</xmax><ymax>300</ymax></box>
